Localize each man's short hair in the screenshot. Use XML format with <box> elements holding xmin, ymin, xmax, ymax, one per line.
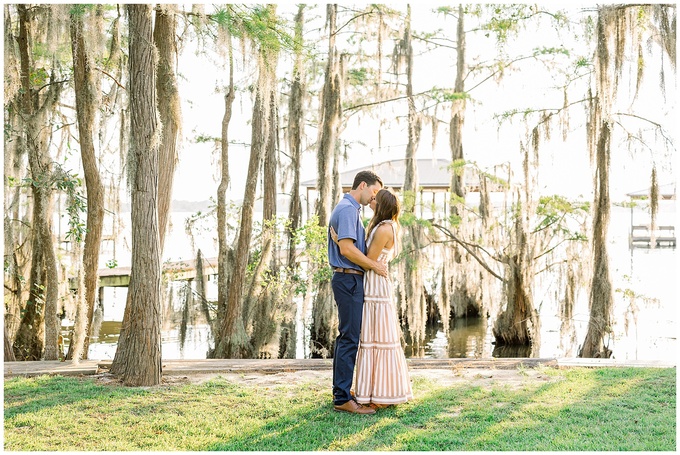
<box><xmin>352</xmin><ymin>170</ymin><xmax>383</xmax><ymax>190</ymax></box>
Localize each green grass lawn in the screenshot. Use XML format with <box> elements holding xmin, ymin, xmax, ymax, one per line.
<box><xmin>3</xmin><ymin>367</ymin><xmax>675</xmax><ymax>451</ymax></box>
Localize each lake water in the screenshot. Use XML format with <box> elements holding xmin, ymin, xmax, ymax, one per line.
<box><xmin>63</xmin><ymin>205</ymin><xmax>677</xmax><ymax>361</ymax></box>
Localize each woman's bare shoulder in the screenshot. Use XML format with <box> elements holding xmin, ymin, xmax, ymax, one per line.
<box><xmin>375</xmin><ymin>222</ymin><xmax>394</xmax><ymax>241</ymax></box>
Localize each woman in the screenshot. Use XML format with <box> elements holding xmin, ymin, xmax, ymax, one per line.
<box><xmin>331</xmin><ymin>188</ymin><xmax>413</xmax><ymax>409</ymax></box>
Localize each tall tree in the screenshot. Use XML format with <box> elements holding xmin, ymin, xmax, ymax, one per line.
<box><xmin>492</xmin><ymin>140</ymin><xmax>541</xmax><ymax>353</ymax></box>
<box><xmin>215</xmin><ymin>8</ymin><xmax>236</xmax><ymax>350</ymax></box>
<box><xmin>315</xmin><ymin>5</ymin><xmax>341</xmax><ymax>228</ymax></box>
<box><xmin>398</xmin><ymin>5</ymin><xmax>429</xmax><ymax>348</ymax></box>
<box><xmin>580</xmin><ymin>4</ymin><xmax>675</xmax><ymax>358</ymax></box>
<box><xmin>279</xmin><ymin>4</ymin><xmax>306</xmax><ymax>359</ymax></box>
<box><xmin>310</xmin><ymin>4</ymin><xmax>342</xmax><ymax>358</ymax></box>
<box><xmin>12</xmin><ymin>4</ymin><xmax>64</xmax><ymax>360</ymax></box>
<box><xmin>154</xmin><ymin>4</ymin><xmax>181</xmax><ymax>251</ymax></box>
<box><xmin>110</xmin><ymin>4</ymin><xmax>162</xmax><ymax>386</ymax></box>
<box><xmin>68</xmin><ymin>5</ymin><xmax>105</xmax><ymax>361</ymax></box>
<box><xmin>213</xmin><ymin>5</ymin><xmax>279</xmax><ymax>358</ymax></box>
<box><xmin>247</xmin><ymin>25</ymin><xmax>281</xmax><ymax>357</ymax></box>
<box><xmin>449</xmin><ymin>5</ymin><xmax>467</xmax><ymax>207</ymax></box>
<box><xmin>3</xmin><ymin>5</ymin><xmax>30</xmax><ymax>354</ymax></box>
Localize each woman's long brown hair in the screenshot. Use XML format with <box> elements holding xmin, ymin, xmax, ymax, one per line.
<box><xmin>366</xmin><ymin>188</ymin><xmax>400</xmax><ymax>240</ymax></box>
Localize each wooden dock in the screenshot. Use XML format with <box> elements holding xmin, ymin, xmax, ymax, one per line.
<box><xmin>630</xmin><ymin>225</ymin><xmax>676</xmax><ymax>248</ymax></box>
<box><xmin>4</xmin><ymin>358</ymin><xmax>675</xmax><ymax>378</ymax></box>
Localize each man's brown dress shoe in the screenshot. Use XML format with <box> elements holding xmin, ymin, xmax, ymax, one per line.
<box><xmin>333</xmin><ymin>400</ymin><xmax>376</xmax><ymax>415</ymax></box>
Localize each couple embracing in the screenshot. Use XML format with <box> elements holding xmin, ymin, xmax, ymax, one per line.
<box><xmin>328</xmin><ymin>170</ymin><xmax>413</xmax><ymax>415</ymax></box>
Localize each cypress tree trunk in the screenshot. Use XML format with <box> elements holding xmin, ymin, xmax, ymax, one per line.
<box><xmin>449</xmin><ymin>5</ymin><xmax>467</xmax><ymax>206</ymax></box>
<box><xmin>154</xmin><ymin>4</ymin><xmax>181</xmax><ymax>251</ymax></box>
<box><xmin>3</xmin><ymin>111</ymin><xmax>30</xmax><ymax>348</ymax></box>
<box><xmin>581</xmin><ymin>7</ymin><xmax>617</xmax><ymax>359</ymax></box>
<box><xmin>279</xmin><ymin>5</ymin><xmax>306</xmax><ymax>359</ymax></box>
<box><xmin>315</xmin><ymin>5</ymin><xmax>341</xmax><ymax>228</ymax></box>
<box><xmin>3</xmin><ymin>6</ymin><xmax>29</xmax><ymax>348</ymax></box>
<box><xmin>581</xmin><ymin>120</ymin><xmax>613</xmax><ymax>358</ymax></box>
<box><xmin>13</xmin><ymin>4</ymin><xmax>62</xmax><ymax>361</ymax></box>
<box><xmin>400</xmin><ymin>4</ymin><xmax>428</xmax><ymax>347</ymax></box>
<box><xmin>445</xmin><ymin>6</ymin><xmax>483</xmax><ymax>324</ymax></box>
<box><xmin>214</xmin><ymin>21</ymin><xmax>278</xmax><ymax>357</ymax></box>
<box><xmin>215</xmin><ymin>24</ymin><xmax>235</xmax><ymax>353</ymax></box>
<box><xmin>311</xmin><ymin>5</ymin><xmax>341</xmax><ymax>358</ymax></box>
<box><xmin>249</xmin><ymin>68</ymin><xmax>280</xmax><ymax>357</ymax></box>
<box><xmin>110</xmin><ymin>4</ymin><xmax>162</xmax><ymax>386</ymax></box>
<box><xmin>492</xmin><ymin>141</ymin><xmax>541</xmax><ymax>354</ymax></box>
<box><xmin>68</xmin><ymin>7</ymin><xmax>105</xmax><ymax>361</ymax></box>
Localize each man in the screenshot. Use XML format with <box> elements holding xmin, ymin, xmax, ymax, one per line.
<box><xmin>328</xmin><ymin>170</ymin><xmax>388</xmax><ymax>415</ymax></box>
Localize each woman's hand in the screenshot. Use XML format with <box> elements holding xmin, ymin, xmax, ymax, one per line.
<box><xmin>329</xmin><ymin>226</ymin><xmax>339</xmax><ymax>245</ymax></box>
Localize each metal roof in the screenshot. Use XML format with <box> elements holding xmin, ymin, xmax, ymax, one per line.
<box><xmin>626</xmin><ymin>182</ymin><xmax>676</xmax><ymax>200</ymax></box>
<box><xmin>301</xmin><ymin>158</ymin><xmax>454</xmax><ymax>190</ymax></box>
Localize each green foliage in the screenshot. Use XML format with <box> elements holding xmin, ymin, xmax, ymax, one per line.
<box><xmin>448</xmin><ymin>158</ymin><xmax>467</xmax><ymax>176</ymax></box>
<box><xmin>449</xmin><ymin>193</ymin><xmax>466</xmax><ymax>207</ymax></box>
<box><xmin>447</xmin><ymin>213</ymin><xmax>462</xmax><ymax>227</ymax></box>
<box><xmin>482</xmin><ymin>6</ymin><xmax>531</xmax><ymax>43</ymax></box>
<box><xmin>68</xmin><ymin>4</ymin><xmax>93</xmax><ymax>16</ymax></box>
<box><xmin>211</xmin><ymin>7</ymin><xmax>232</xmax><ymax>27</ymax></box>
<box><xmin>399</xmin><ymin>211</ymin><xmax>415</xmax><ymax>227</ymax></box>
<box><xmin>615</xmin><ymin>275</ymin><xmax>660</xmax><ymax>306</ymax></box>
<box><xmin>534</xmin><ymin>46</ymin><xmax>570</xmax><ymax>57</ymax></box>
<box><xmin>435</xmin><ymin>6</ymin><xmax>457</xmax><ymax>15</ymax></box>
<box><xmin>534</xmin><ymin>195</ymin><xmax>589</xmax><ymax>241</ymax></box>
<box><xmin>615</xmin><ymin>200</ymin><xmax>640</xmax><ymax>209</ymax></box>
<box><xmin>347</xmin><ymin>67</ymin><xmax>369</xmax><ymax>86</ymax></box>
<box><xmin>54</xmin><ymin>172</ymin><xmax>87</xmax><ymax>243</ymax></box>
<box><xmin>429</xmin><ymin>88</ymin><xmax>470</xmax><ymax>103</ymax></box>
<box><xmin>399</xmin><ymin>212</ymin><xmax>432</xmax><ymax>230</ymax></box>
<box><xmin>193</xmin><ymin>133</ymin><xmax>220</xmax><ymax>143</ymax></box>
<box><xmin>292</xmin><ymin>216</ymin><xmax>332</xmax><ymax>295</ymax></box>
<box><xmin>401</xmin><ymin>190</ymin><xmax>417</xmax><ymax>213</ymax></box>
<box><xmin>575</xmin><ymin>56</ymin><xmax>591</xmax><ymax>68</ymax></box>
<box><xmin>219</xmin><ymin>5</ymin><xmax>294</xmax><ymax>54</ymax></box>
<box><xmin>105</xmin><ymin>259</ymin><xmax>118</xmax><ymax>269</ymax></box>
<box><xmin>29</xmin><ymin>67</ymin><xmax>49</xmax><ymax>88</ymax></box>
<box><xmin>20</xmin><ymin>164</ymin><xmax>87</xmax><ymax>244</ymax></box>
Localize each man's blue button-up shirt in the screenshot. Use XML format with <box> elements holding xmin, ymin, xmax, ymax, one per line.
<box><xmin>328</xmin><ymin>193</ymin><xmax>366</xmax><ymax>272</ymax></box>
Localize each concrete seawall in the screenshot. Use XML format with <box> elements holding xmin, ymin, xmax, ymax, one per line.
<box><xmin>4</xmin><ymin>357</ymin><xmax>675</xmax><ymax>378</ymax></box>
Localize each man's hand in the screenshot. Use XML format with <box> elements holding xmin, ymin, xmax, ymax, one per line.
<box><xmin>372</xmin><ymin>260</ymin><xmax>388</xmax><ymax>278</ymax></box>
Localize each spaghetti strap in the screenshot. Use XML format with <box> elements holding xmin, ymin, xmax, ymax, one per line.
<box><xmin>368</xmin><ymin>220</ymin><xmax>398</xmax><ymax>255</ymax></box>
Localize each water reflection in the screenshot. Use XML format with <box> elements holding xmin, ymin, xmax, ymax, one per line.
<box><xmin>404</xmin><ymin>317</ymin><xmax>533</xmax><ymax>359</ymax></box>
<box><xmin>62</xmin><ymin>321</ymin><xmax>213</xmax><ymax>360</ymax></box>
<box><xmin>405</xmin><ymin>318</ymin><xmax>490</xmax><ymax>359</ymax></box>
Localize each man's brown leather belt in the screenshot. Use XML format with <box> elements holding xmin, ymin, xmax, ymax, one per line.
<box><xmin>333</xmin><ymin>267</ymin><xmax>364</xmax><ymax>276</ymax></box>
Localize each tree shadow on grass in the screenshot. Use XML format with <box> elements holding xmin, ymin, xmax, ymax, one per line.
<box><xmin>472</xmin><ymin>367</ymin><xmax>676</xmax><ymax>451</ymax></box>
<box><xmin>3</xmin><ymin>375</ymin><xmax>148</xmax><ymax>419</ymax></box>
<box><xmin>204</xmin><ymin>368</ymin><xmax>676</xmax><ymax>452</ymax></box>
<box><xmin>204</xmin><ymin>381</ymin><xmax>542</xmax><ymax>451</ymax></box>
<box><xmin>5</xmin><ymin>368</ymin><xmax>674</xmax><ymax>451</ymax></box>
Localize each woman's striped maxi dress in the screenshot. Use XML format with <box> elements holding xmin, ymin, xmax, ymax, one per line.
<box><xmin>354</xmin><ymin>220</ymin><xmax>413</xmax><ymax>406</ymax></box>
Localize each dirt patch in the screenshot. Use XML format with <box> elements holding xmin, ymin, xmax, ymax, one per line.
<box><xmin>139</xmin><ymin>366</ymin><xmax>565</xmax><ymax>390</ymax></box>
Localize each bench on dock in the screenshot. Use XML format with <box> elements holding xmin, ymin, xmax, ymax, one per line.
<box><xmin>630</xmin><ymin>225</ymin><xmax>676</xmax><ymax>247</ymax></box>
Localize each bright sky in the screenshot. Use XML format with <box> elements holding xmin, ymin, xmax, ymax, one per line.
<box><xmin>171</xmin><ymin>4</ymin><xmax>676</xmax><ymax>205</ymax></box>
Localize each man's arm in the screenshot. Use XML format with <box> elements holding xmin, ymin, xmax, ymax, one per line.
<box><xmin>338</xmin><ymin>238</ymin><xmax>388</xmax><ymax>277</ymax></box>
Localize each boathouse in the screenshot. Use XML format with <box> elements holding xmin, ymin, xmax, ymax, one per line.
<box><xmin>626</xmin><ymin>182</ymin><xmax>676</xmax><ymax>248</ymax></box>
<box><xmin>300</xmin><ymin>158</ymin><xmax>504</xmax><ymax>220</ymax></box>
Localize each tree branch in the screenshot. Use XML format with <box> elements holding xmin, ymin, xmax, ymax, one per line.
<box><xmin>431</xmin><ymin>223</ymin><xmax>506</xmax><ymax>282</ymax></box>
<box><xmin>96</xmin><ymin>67</ymin><xmax>125</xmax><ymax>90</ymax></box>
